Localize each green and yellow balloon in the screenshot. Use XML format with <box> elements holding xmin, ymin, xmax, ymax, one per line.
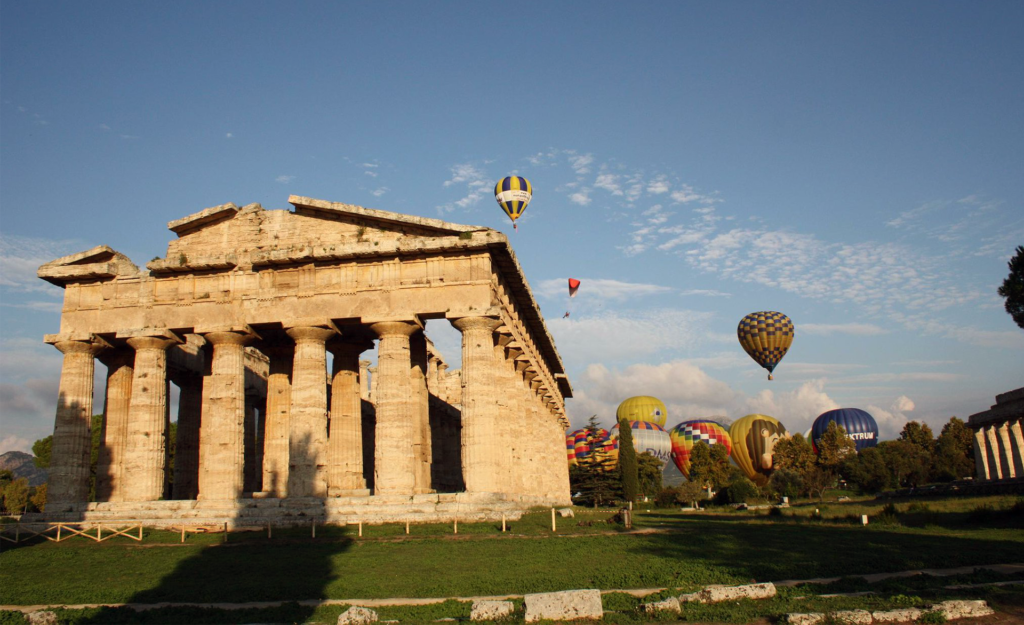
<box><xmin>737</xmin><ymin>311</ymin><xmax>795</xmax><ymax>380</ymax></box>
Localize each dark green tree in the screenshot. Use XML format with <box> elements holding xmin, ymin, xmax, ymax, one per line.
<box><xmin>879</xmin><ymin>439</ymin><xmax>931</xmax><ymax>487</ymax></box>
<box><xmin>899</xmin><ymin>421</ymin><xmax>935</xmax><ymax>452</ymax></box>
<box><xmin>998</xmin><ymin>245</ymin><xmax>1024</xmax><ymax>329</ymax></box>
<box><xmin>767</xmin><ymin>467</ymin><xmax>804</xmax><ymax>499</ymax></box>
<box><xmin>843</xmin><ymin>447</ymin><xmax>891</xmax><ymax>493</ymax></box>
<box><xmin>3</xmin><ymin>478</ymin><xmax>30</xmax><ymax>515</ymax></box>
<box><xmin>933</xmin><ymin>417</ymin><xmax>974</xmax><ymax>481</ymax></box>
<box><xmin>569</xmin><ymin>416</ymin><xmax>621</xmax><ymax>507</ymax></box>
<box><xmin>617</xmin><ymin>418</ymin><xmax>640</xmax><ymax>504</ymax></box>
<box><xmin>687</xmin><ymin>442</ymin><xmax>731</xmax><ymax>495</ymax></box>
<box><xmin>636</xmin><ymin>452</ymin><xmax>663</xmax><ymax>500</ymax></box>
<box><xmin>817</xmin><ymin>421</ymin><xmax>857</xmax><ymax>474</ymax></box>
<box><xmin>772</xmin><ymin>433</ymin><xmax>815</xmax><ymax>473</ymax></box>
<box><xmin>32</xmin><ymin>436</ymin><xmax>52</xmax><ymax>469</ymax></box>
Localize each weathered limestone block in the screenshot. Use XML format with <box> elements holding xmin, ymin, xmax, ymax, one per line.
<box><xmin>328</xmin><ymin>339</ymin><xmax>372</xmax><ymax>494</ymax></box>
<box><xmin>833</xmin><ymin>610</ymin><xmax>872</xmax><ymax>624</ymax></box>
<box><xmin>524</xmin><ymin>589</ymin><xmax>603</xmax><ymax>622</ymax></box>
<box><xmin>262</xmin><ymin>345</ymin><xmax>293</xmax><ymax>497</ymax></box>
<box><xmin>872</xmin><ymin>608</ymin><xmax>922</xmax><ymax>623</ymax></box>
<box><xmin>931</xmin><ymin>600</ymin><xmax>994</xmax><ymax>620</ymax></box>
<box><xmin>684</xmin><ymin>582</ymin><xmax>776</xmax><ymax>604</ymax></box>
<box><xmin>409</xmin><ymin>330</ymin><xmax>433</xmax><ymax>493</ymax></box>
<box><xmin>26</xmin><ymin>611</ymin><xmax>59</xmax><ymax>625</ymax></box>
<box><xmin>471</xmin><ymin>600</ymin><xmax>515</xmax><ymax>621</ymax></box>
<box><xmin>642</xmin><ymin>597</ymin><xmax>681</xmax><ymax>614</ymax></box>
<box><xmin>558</xmin><ymin>507</ymin><xmax>575</xmax><ymax>518</ymax></box>
<box><xmin>786</xmin><ymin>614</ymin><xmax>824</xmax><ymax>625</ymax></box>
<box><xmin>337</xmin><ymin>606</ymin><xmax>378</xmax><ymax>625</ymax></box>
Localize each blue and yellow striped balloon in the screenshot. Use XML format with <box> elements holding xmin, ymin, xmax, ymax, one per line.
<box><xmin>737</xmin><ymin>311</ymin><xmax>795</xmax><ymax>380</ymax></box>
<box><xmin>494</xmin><ymin>176</ymin><xmax>532</xmax><ymax>229</ymax></box>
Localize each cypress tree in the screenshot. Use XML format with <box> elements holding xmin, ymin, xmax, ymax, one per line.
<box><xmin>618</xmin><ymin>418</ymin><xmax>640</xmax><ymax>503</ymax></box>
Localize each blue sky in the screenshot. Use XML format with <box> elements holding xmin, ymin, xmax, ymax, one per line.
<box><xmin>2</xmin><ymin>2</ymin><xmax>1022</xmax><ymax>453</ymax></box>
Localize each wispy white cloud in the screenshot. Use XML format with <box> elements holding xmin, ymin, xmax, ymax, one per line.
<box><xmin>0</xmin><ymin>235</ymin><xmax>80</xmax><ymax>293</ymax></box>
<box><xmin>275</xmin><ymin>175</ymin><xmax>295</xmax><ymax>184</ymax></box>
<box><xmin>679</xmin><ymin>289</ymin><xmax>731</xmax><ymax>297</ymax></box>
<box><xmin>370</xmin><ymin>187</ymin><xmax>389</xmax><ymax>197</ymax></box>
<box><xmin>225</xmin><ymin>132</ymin><xmax>233</xmax><ymax>139</ymax></box>
<box><xmin>568</xmin><ymin>153</ymin><xmax>594</xmax><ymax>175</ymax></box>
<box><xmin>569</xmin><ymin>189</ymin><xmax>592</xmax><ymax>206</ymax></box>
<box><xmin>438</xmin><ymin>163</ymin><xmax>491</xmax><ymax>214</ymax></box>
<box><xmin>801</xmin><ymin>323</ymin><xmax>888</xmax><ymax>336</ymax></box>
<box><xmin>646</xmin><ymin>176</ymin><xmax>670</xmax><ymax>195</ymax></box>
<box><xmin>551</xmin><ymin>309</ymin><xmax>715</xmax><ymax>366</ymax></box>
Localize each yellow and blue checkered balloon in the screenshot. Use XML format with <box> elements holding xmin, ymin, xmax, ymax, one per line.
<box><xmin>737</xmin><ymin>311</ymin><xmax>795</xmax><ymax>380</ymax></box>
<box><xmin>494</xmin><ymin>176</ymin><xmax>532</xmax><ymax>230</ymax></box>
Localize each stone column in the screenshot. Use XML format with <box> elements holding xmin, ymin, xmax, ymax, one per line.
<box><xmin>985</xmin><ymin>425</ymin><xmax>1004</xmax><ymax>480</ymax></box>
<box><xmin>997</xmin><ymin>422</ymin><xmax>1017</xmax><ymax>480</ymax></box>
<box><xmin>173</xmin><ymin>373</ymin><xmax>203</xmax><ymax>500</ymax></box>
<box><xmin>261</xmin><ymin>345</ymin><xmax>293</xmax><ymax>498</ymax></box>
<box><xmin>437</xmin><ymin>363</ymin><xmax>449</xmax><ymax>403</ymax></box>
<box><xmin>452</xmin><ymin>316</ymin><xmax>502</xmax><ymax>494</ymax></box>
<box><xmin>327</xmin><ymin>339</ymin><xmax>373</xmax><ymax>495</ymax></box>
<box><xmin>359</xmin><ymin>360</ymin><xmax>371</xmax><ymax>401</ymax></box>
<box><xmin>369</xmin><ymin>321</ymin><xmax>420</xmax><ymax>495</ymax></box>
<box><xmin>369</xmin><ymin>365</ymin><xmax>378</xmax><ymax>403</ymax></box>
<box><xmin>95</xmin><ymin>350</ymin><xmax>133</xmax><ymax>502</ymax></box>
<box><xmin>243</xmin><ymin>395</ymin><xmax>258</xmax><ymax>492</ymax></box>
<box><xmin>410</xmin><ymin>330</ymin><xmax>433</xmax><ymax>493</ymax></box>
<box><xmin>198</xmin><ymin>330</ymin><xmax>253</xmax><ymax>501</ymax></box>
<box><xmin>973</xmin><ymin>428</ymin><xmax>990</xmax><ymax>480</ymax></box>
<box><xmin>46</xmin><ymin>336</ymin><xmax>107</xmax><ymax>506</ymax></box>
<box><xmin>1010</xmin><ymin>420</ymin><xmax>1024</xmax><ymax>478</ymax></box>
<box><xmin>426</xmin><ymin>354</ymin><xmax>440</xmax><ymax>396</ymax></box>
<box><xmin>285</xmin><ymin>325</ymin><xmax>336</xmax><ymax>498</ymax></box>
<box><xmin>121</xmin><ymin>333</ymin><xmax>181</xmax><ymax>502</ymax></box>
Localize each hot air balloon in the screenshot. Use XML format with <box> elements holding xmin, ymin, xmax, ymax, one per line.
<box><xmin>611</xmin><ymin>420</ymin><xmax>673</xmax><ymax>466</ymax></box>
<box><xmin>737</xmin><ymin>311</ymin><xmax>795</xmax><ymax>380</ymax></box>
<box><xmin>564</xmin><ymin>278</ymin><xmax>581</xmax><ymax>318</ymax></box>
<box><xmin>811</xmin><ymin>408</ymin><xmax>879</xmax><ymax>453</ymax></box>
<box><xmin>616</xmin><ymin>396</ymin><xmax>668</xmax><ymax>428</ymax></box>
<box><xmin>566</xmin><ymin>432</ymin><xmax>578</xmax><ymax>466</ymax></box>
<box><xmin>730</xmin><ymin>414</ymin><xmax>788</xmax><ymax>480</ymax></box>
<box><xmin>669</xmin><ymin>420</ymin><xmax>733</xmax><ymax>478</ymax></box>
<box><xmin>571</xmin><ymin>427</ymin><xmax>617</xmax><ymax>470</ymax></box>
<box><xmin>494</xmin><ymin>176</ymin><xmax>532</xmax><ymax>230</ymax></box>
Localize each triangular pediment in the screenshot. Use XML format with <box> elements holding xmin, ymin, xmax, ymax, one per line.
<box><xmin>38</xmin><ymin>245</ymin><xmax>140</xmax><ymax>286</ymax></box>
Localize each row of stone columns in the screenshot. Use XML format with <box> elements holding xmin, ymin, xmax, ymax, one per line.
<box><xmin>973</xmin><ymin>419</ymin><xmax>1024</xmax><ymax>481</ymax></box>
<box><xmin>45</xmin><ymin>315</ymin><xmax>569</xmax><ymax>507</ymax></box>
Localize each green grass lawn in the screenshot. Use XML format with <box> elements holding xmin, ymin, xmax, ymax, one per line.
<box><xmin>1</xmin><ymin>496</ymin><xmax>1021</xmax><ymax>610</ymax></box>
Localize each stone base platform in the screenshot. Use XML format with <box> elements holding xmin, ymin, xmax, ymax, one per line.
<box><xmin>31</xmin><ymin>492</ymin><xmax>570</xmax><ymax>529</ymax></box>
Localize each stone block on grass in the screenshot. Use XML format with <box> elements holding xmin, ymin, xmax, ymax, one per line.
<box><xmin>338</xmin><ymin>606</ymin><xmax>378</xmax><ymax>625</ymax></box>
<box><xmin>833</xmin><ymin>609</ymin><xmax>872</xmax><ymax>624</ymax></box>
<box><xmin>931</xmin><ymin>600</ymin><xmax>994</xmax><ymax>620</ymax></box>
<box><xmin>471</xmin><ymin>600</ymin><xmax>514</xmax><ymax>621</ymax></box>
<box><xmin>687</xmin><ymin>582</ymin><xmax>777</xmax><ymax>603</ymax></box>
<box><xmin>872</xmin><ymin>608</ymin><xmax>922</xmax><ymax>623</ymax></box>
<box><xmin>524</xmin><ymin>589</ymin><xmax>603</xmax><ymax>622</ymax></box>
<box><xmin>26</xmin><ymin>612</ymin><xmax>58</xmax><ymax>625</ymax></box>
<box><xmin>642</xmin><ymin>596</ymin><xmax>681</xmax><ymax>614</ymax></box>
<box><xmin>786</xmin><ymin>613</ymin><xmax>824</xmax><ymax>625</ymax></box>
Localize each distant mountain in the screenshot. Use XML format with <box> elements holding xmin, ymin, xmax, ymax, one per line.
<box><xmin>0</xmin><ymin>451</ymin><xmax>48</xmax><ymax>487</ymax></box>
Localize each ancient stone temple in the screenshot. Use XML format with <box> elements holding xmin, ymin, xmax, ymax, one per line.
<box><xmin>37</xmin><ymin>196</ymin><xmax>572</xmax><ymax>526</ymax></box>
<box><xmin>968</xmin><ymin>388</ymin><xmax>1024</xmax><ymax>482</ymax></box>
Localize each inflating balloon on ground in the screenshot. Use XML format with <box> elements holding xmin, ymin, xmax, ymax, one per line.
<box><xmin>669</xmin><ymin>419</ymin><xmax>733</xmax><ymax>478</ymax></box>
<box><xmin>811</xmin><ymin>408</ymin><xmax>879</xmax><ymax>453</ymax></box>
<box><xmin>730</xmin><ymin>414</ymin><xmax>788</xmax><ymax>480</ymax></box>
<box><xmin>616</xmin><ymin>396</ymin><xmax>668</xmax><ymax>428</ymax></box>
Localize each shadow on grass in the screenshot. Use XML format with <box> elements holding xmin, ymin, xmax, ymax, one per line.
<box><xmin>74</xmin><ymin>435</ymin><xmax>353</xmax><ymax>625</ymax></box>
<box><xmin>626</xmin><ymin>513</ymin><xmax>1024</xmax><ymax>584</ymax></box>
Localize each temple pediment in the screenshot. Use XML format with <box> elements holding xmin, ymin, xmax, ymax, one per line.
<box><xmin>37</xmin><ymin>245</ymin><xmax>140</xmax><ymax>286</ymax></box>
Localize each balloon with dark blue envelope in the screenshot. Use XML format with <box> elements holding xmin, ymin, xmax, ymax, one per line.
<box><xmin>811</xmin><ymin>408</ymin><xmax>879</xmax><ymax>453</ymax></box>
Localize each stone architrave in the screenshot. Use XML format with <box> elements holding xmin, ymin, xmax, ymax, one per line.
<box><xmin>121</xmin><ymin>331</ymin><xmax>182</xmax><ymax>502</ymax></box>
<box><xmin>453</xmin><ymin>316</ymin><xmax>502</xmax><ymax>493</ymax></box>
<box><xmin>172</xmin><ymin>372</ymin><xmax>203</xmax><ymax>500</ymax></box>
<box><xmin>409</xmin><ymin>330</ymin><xmax>433</xmax><ymax>493</ymax></box>
<box><xmin>285</xmin><ymin>324</ymin><xmax>336</xmax><ymax>498</ymax></box>
<box><xmin>45</xmin><ymin>335</ymin><xmax>108</xmax><ymax>506</ymax></box>
<box><xmin>369</xmin><ymin>320</ymin><xmax>420</xmax><ymax>495</ymax></box>
<box><xmin>327</xmin><ymin>338</ymin><xmax>373</xmax><ymax>495</ymax></box>
<box><xmin>198</xmin><ymin>329</ymin><xmax>254</xmax><ymax>502</ymax></box>
<box><xmin>261</xmin><ymin>344</ymin><xmax>293</xmax><ymax>497</ymax></box>
<box><xmin>95</xmin><ymin>349</ymin><xmax>133</xmax><ymax>502</ymax></box>
<box><xmin>973</xmin><ymin>428</ymin><xmax>991</xmax><ymax>480</ymax></box>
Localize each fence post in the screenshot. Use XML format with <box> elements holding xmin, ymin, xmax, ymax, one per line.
<box><xmin>312</xmin><ymin>521</ymin><xmax>316</xmax><ymax>538</ymax></box>
<box><xmin>181</xmin><ymin>526</ymin><xmax>186</xmax><ymax>543</ymax></box>
<box><xmin>502</xmin><ymin>513</ymin><xmax>506</xmax><ymax>533</ymax></box>
<box><xmin>224</xmin><ymin>522</ymin><xmax>228</xmax><ymax>543</ymax></box>
<box><xmin>405</xmin><ymin>521</ymin><xmax>410</xmax><ymax>535</ymax></box>
<box><xmin>268</xmin><ymin>524</ymin><xmax>272</xmax><ymax>539</ymax></box>
<box><xmin>454</xmin><ymin>517</ymin><xmax>458</xmax><ymax>534</ymax></box>
<box><xmin>57</xmin><ymin>524</ymin><xmax>62</xmax><ymax>542</ymax></box>
<box><xmin>551</xmin><ymin>508</ymin><xmax>556</xmax><ymax>532</ymax></box>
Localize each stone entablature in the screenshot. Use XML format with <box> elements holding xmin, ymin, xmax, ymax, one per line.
<box><xmin>36</xmin><ymin>196</ymin><xmax>572</xmax><ymax>525</ymax></box>
<box><xmin>968</xmin><ymin>388</ymin><xmax>1024</xmax><ymax>482</ymax></box>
